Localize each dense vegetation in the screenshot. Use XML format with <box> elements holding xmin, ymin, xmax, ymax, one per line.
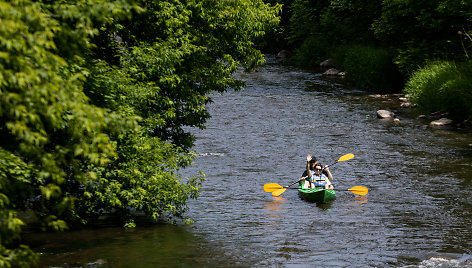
<box><xmin>0</xmin><ymin>0</ymin><xmax>280</xmax><ymax>266</ymax></box>
<box><xmin>273</xmin><ymin>0</ymin><xmax>472</xmax><ymax>120</ymax></box>
<box><xmin>2</xmin><ymin>0</ymin><xmax>471</xmax><ymax>265</ymax></box>
<box><xmin>404</xmin><ymin>61</ymin><xmax>472</xmax><ymax>121</ymax></box>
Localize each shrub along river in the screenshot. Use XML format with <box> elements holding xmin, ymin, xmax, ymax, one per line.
<box><xmin>28</xmin><ymin>56</ymin><xmax>472</xmax><ymax>267</ymax></box>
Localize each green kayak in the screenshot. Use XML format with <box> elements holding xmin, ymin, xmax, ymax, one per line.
<box><xmin>298</xmin><ymin>187</ymin><xmax>336</xmax><ymax>203</ymax></box>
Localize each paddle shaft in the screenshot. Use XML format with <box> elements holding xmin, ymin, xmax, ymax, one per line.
<box><xmin>276</xmin><ymin>187</ymin><xmax>343</xmax><ymax>190</ymax></box>
<box><xmin>325</xmin><ymin>160</ymin><xmax>342</xmax><ymax>168</ymax></box>
<box><xmin>284</xmin><ymin>180</ymin><xmax>301</xmax><ymax>188</ymax></box>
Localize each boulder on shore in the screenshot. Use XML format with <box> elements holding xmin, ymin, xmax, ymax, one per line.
<box><xmin>376</xmin><ymin>109</ymin><xmax>395</xmax><ymax>119</ymax></box>
<box><xmin>429</xmin><ymin>118</ymin><xmax>453</xmax><ymax>127</ymax></box>
<box><xmin>320</xmin><ymin>58</ymin><xmax>336</xmax><ymax>68</ymax></box>
<box><xmin>322</xmin><ymin>68</ymin><xmax>340</xmax><ymax>76</ymax></box>
<box><xmin>276</xmin><ymin>50</ymin><xmax>291</xmax><ymax>59</ymax></box>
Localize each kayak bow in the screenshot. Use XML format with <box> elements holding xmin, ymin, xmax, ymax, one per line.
<box><xmin>298</xmin><ymin>187</ymin><xmax>336</xmax><ymax>203</ymax></box>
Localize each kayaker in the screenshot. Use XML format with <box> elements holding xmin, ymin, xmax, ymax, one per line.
<box><xmin>300</xmin><ymin>155</ymin><xmax>334</xmax><ymax>189</ymax></box>
<box><xmin>300</xmin><ymin>154</ymin><xmax>328</xmax><ymax>178</ymax></box>
<box><xmin>301</xmin><ymin>154</ymin><xmax>317</xmax><ymax>177</ymax></box>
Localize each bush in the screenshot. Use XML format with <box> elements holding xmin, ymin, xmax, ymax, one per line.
<box><xmin>342</xmin><ymin>44</ymin><xmax>403</xmax><ymax>92</ymax></box>
<box><xmin>404</xmin><ymin>61</ymin><xmax>472</xmax><ymax>121</ymax></box>
<box><xmin>291</xmin><ymin>36</ymin><xmax>334</xmax><ymax>67</ymax></box>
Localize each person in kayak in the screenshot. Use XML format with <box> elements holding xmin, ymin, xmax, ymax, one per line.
<box><xmin>300</xmin><ymin>154</ymin><xmax>328</xmax><ymax>177</ymax></box>
<box><xmin>301</xmin><ymin>154</ymin><xmax>318</xmax><ymax>177</ymax></box>
<box><xmin>300</xmin><ymin>154</ymin><xmax>334</xmax><ymax>189</ymax></box>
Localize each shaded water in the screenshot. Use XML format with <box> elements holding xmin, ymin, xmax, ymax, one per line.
<box><xmin>31</xmin><ymin>56</ymin><xmax>472</xmax><ymax>267</ymax></box>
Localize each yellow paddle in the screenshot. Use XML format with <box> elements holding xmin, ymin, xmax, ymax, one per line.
<box><xmin>272</xmin><ymin>186</ymin><xmax>289</xmax><ymax>197</ymax></box>
<box><xmin>263</xmin><ymin>183</ymin><xmax>284</xmax><ymax>192</ymax></box>
<box><xmin>267</xmin><ymin>183</ymin><xmax>369</xmax><ymax>196</ymax></box>
<box><xmin>327</xmin><ymin>153</ymin><xmax>354</xmax><ymax>167</ymax></box>
<box><xmin>347</xmin><ymin>186</ymin><xmax>369</xmax><ymax>196</ymax></box>
<box><xmin>269</xmin><ymin>180</ymin><xmax>301</xmax><ymax>196</ymax></box>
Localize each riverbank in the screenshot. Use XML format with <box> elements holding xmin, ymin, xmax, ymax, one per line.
<box><xmin>270</xmin><ymin>0</ymin><xmax>472</xmax><ymax>123</ymax></box>
<box><xmin>276</xmin><ymin>53</ymin><xmax>472</xmax><ymax>130</ymax></box>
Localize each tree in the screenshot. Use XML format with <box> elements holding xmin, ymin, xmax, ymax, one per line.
<box><xmin>76</xmin><ymin>0</ymin><xmax>280</xmax><ymax>224</ymax></box>
<box><xmin>0</xmin><ymin>0</ymin><xmax>137</xmax><ymax>265</ymax></box>
<box><xmin>373</xmin><ymin>0</ymin><xmax>472</xmax><ymax>74</ymax></box>
<box><xmin>0</xmin><ymin>0</ymin><xmax>280</xmax><ymax>266</ymax></box>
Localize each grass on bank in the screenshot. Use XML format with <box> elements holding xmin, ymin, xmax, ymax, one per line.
<box><xmin>404</xmin><ymin>61</ymin><xmax>472</xmax><ymax>122</ymax></box>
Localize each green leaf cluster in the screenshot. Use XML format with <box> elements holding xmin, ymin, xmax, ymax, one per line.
<box><xmin>0</xmin><ymin>0</ymin><xmax>280</xmax><ymax>265</ymax></box>
<box><xmin>373</xmin><ymin>0</ymin><xmax>472</xmax><ymax>74</ymax></box>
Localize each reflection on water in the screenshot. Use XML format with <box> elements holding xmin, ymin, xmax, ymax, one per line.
<box><xmin>264</xmin><ymin>197</ymin><xmax>286</xmax><ymax>221</ymax></box>
<box><xmin>314</xmin><ymin>202</ymin><xmax>333</xmax><ymax>210</ymax></box>
<box><xmin>267</xmin><ymin>196</ymin><xmax>287</xmax><ymax>205</ymax></box>
<box><xmin>264</xmin><ymin>197</ymin><xmax>286</xmax><ymax>212</ymax></box>
<box><xmin>27</xmin><ymin>225</ymin><xmax>239</xmax><ymax>267</ymax></box>
<box><xmin>353</xmin><ymin>196</ymin><xmax>368</xmax><ymax>204</ymax></box>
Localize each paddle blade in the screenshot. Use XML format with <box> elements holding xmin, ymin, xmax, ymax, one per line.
<box><xmin>263</xmin><ymin>183</ymin><xmax>283</xmax><ymax>192</ymax></box>
<box><xmin>348</xmin><ymin>186</ymin><xmax>368</xmax><ymax>196</ymax></box>
<box><xmin>272</xmin><ymin>188</ymin><xmax>287</xmax><ymax>197</ymax></box>
<box><xmin>338</xmin><ymin>153</ymin><xmax>354</xmax><ymax>163</ymax></box>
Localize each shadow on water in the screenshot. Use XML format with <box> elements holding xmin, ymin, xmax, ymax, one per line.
<box><xmin>26</xmin><ymin>224</ymin><xmax>245</xmax><ymax>267</ymax></box>
<box><xmin>315</xmin><ymin>202</ymin><xmax>333</xmax><ymax>210</ymax></box>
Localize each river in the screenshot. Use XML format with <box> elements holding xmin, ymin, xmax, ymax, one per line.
<box><xmin>30</xmin><ymin>56</ymin><xmax>472</xmax><ymax>267</ymax></box>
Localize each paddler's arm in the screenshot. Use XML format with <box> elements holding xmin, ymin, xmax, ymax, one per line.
<box><xmin>324</xmin><ymin>165</ymin><xmax>333</xmax><ymax>180</ymax></box>
<box><xmin>306</xmin><ymin>154</ymin><xmax>313</xmax><ymax>179</ymax></box>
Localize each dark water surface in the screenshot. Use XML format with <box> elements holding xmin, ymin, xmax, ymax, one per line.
<box><xmin>31</xmin><ymin>56</ymin><xmax>472</xmax><ymax>267</ymax></box>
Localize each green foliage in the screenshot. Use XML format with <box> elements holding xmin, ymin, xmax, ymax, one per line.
<box><xmin>87</xmin><ymin>0</ymin><xmax>281</xmax><ymax>149</ymax></box>
<box><xmin>75</xmin><ymin>133</ymin><xmax>204</xmax><ymax>224</ymax></box>
<box><xmin>288</xmin><ymin>0</ymin><xmax>381</xmax><ymax>49</ymax></box>
<box><xmin>0</xmin><ymin>0</ymin><xmax>119</xmax><ymax>264</ymax></box>
<box><xmin>373</xmin><ymin>0</ymin><xmax>472</xmax><ymax>74</ymax></box>
<box><xmin>404</xmin><ymin>61</ymin><xmax>472</xmax><ymax>121</ymax></box>
<box><xmin>287</xmin><ymin>0</ymin><xmax>330</xmax><ymax>48</ymax></box>
<box><xmin>343</xmin><ymin>44</ymin><xmax>403</xmax><ymax>92</ymax></box>
<box><xmin>0</xmin><ymin>0</ymin><xmax>280</xmax><ymax>266</ymax></box>
<box><xmin>282</xmin><ymin>0</ymin><xmax>472</xmax><ymax>95</ymax></box>
<box><xmin>291</xmin><ymin>36</ymin><xmax>334</xmax><ymax>67</ymax></box>
<box><xmin>0</xmin><ymin>149</ymin><xmax>39</xmax><ymax>267</ymax></box>
<box><xmin>79</xmin><ymin>0</ymin><xmax>280</xmax><ymax>223</ymax></box>
<box><xmin>320</xmin><ymin>0</ymin><xmax>381</xmax><ymax>44</ymax></box>
<box><xmin>286</xmin><ymin>0</ymin><xmax>401</xmax><ymax>90</ymax></box>
<box><xmin>258</xmin><ymin>0</ymin><xmax>292</xmax><ymax>52</ymax></box>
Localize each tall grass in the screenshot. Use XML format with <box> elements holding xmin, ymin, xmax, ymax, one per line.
<box><xmin>405</xmin><ymin>61</ymin><xmax>472</xmax><ymax>121</ymax></box>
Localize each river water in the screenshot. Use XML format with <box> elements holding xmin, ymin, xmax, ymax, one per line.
<box><xmin>30</xmin><ymin>56</ymin><xmax>472</xmax><ymax>267</ymax></box>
